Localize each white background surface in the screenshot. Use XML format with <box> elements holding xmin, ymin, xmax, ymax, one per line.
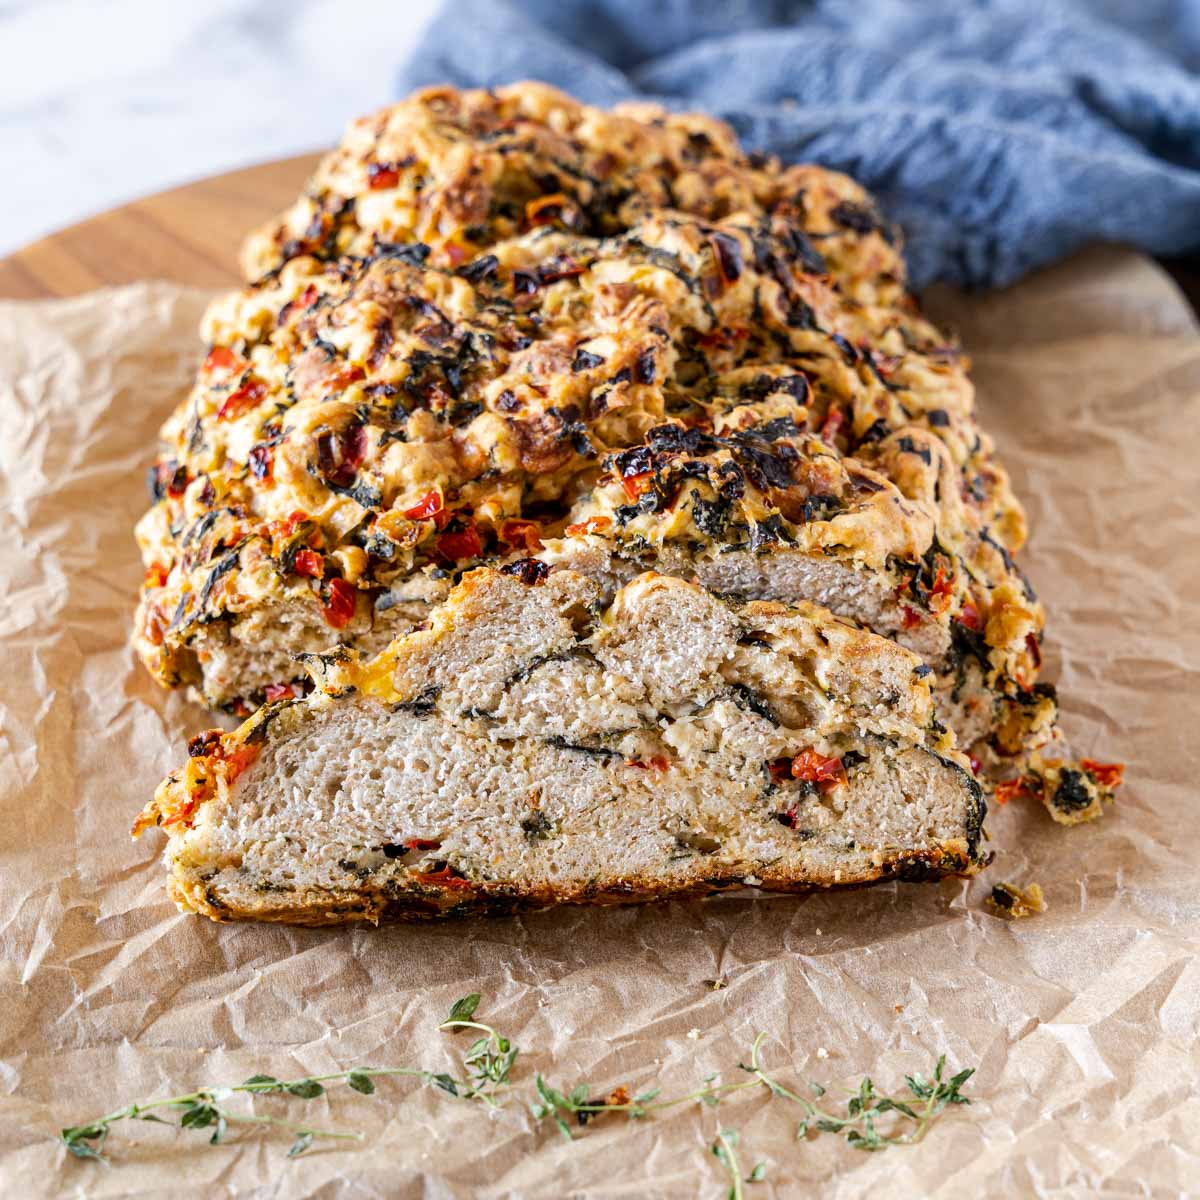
<box><xmin>0</xmin><ymin>0</ymin><xmax>440</xmax><ymax>256</ymax></box>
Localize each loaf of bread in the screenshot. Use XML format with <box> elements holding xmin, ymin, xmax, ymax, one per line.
<box><xmin>131</xmin><ymin>84</ymin><xmax>1039</xmax><ymax>749</ymax></box>
<box><xmin>134</xmin><ymin>569</ymin><xmax>984</xmax><ymax>923</ymax></box>
<box><xmin>133</xmin><ymin>84</ymin><xmax>1120</xmax><ymax>910</ymax></box>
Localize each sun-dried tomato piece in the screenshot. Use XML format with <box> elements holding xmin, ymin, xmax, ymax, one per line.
<box><xmin>149</xmin><ymin>460</ymin><xmax>190</xmax><ymax>500</ymax></box>
<box><xmin>404</xmin><ymin>838</ymin><xmax>442</xmax><ymax>852</ymax></box>
<box><xmin>322</xmin><ymin>577</ymin><xmax>357</xmax><ymax>628</ymax></box>
<box><xmin>144</xmin><ymin>562</ymin><xmax>170</xmax><ymax>589</ymax></box>
<box><xmin>411</xmin><ymin>864</ymin><xmax>473</xmax><ymax>889</ymax></box>
<box><xmin>901</xmin><ymin>605</ymin><xmax>922</xmax><ymax>630</ymax></box>
<box><xmin>217</xmin><ymin>377</ymin><xmax>266</xmax><ymax>420</ymax></box>
<box><xmin>436</xmin><ymin>525</ymin><xmax>483</xmax><ymax>561</ymax></box>
<box><xmin>1081</xmin><ymin>759</ymin><xmax>1124</xmax><ymax>789</ymax></box>
<box><xmin>203</xmin><ymin>345</ymin><xmax>245</xmax><ymax>374</ymax></box>
<box><xmin>367</xmin><ymin>163</ymin><xmax>400</xmax><ymax>189</ymax></box>
<box><xmin>957</xmin><ymin>600</ymin><xmax>982</xmax><ymax>631</ymax></box>
<box><xmin>930</xmin><ymin>563</ymin><xmax>955</xmax><ymax>613</ymax></box>
<box><xmin>791</xmin><ymin>750</ymin><xmax>847</xmax><ymax>792</ymax></box>
<box><xmin>403</xmin><ymin>490</ymin><xmax>445</xmax><ymax>522</ymax></box>
<box><xmin>565</xmin><ymin>515</ymin><xmax>612</xmax><ymax>537</ymax></box>
<box><xmin>767</xmin><ymin>757</ymin><xmax>794</xmax><ymax>783</ymax></box>
<box><xmin>329</xmin><ymin>365</ymin><xmax>366</xmax><ymax>390</ymax></box>
<box><xmin>222</xmin><ymin>743</ymin><xmax>261</xmax><ymax>784</ymax></box>
<box><xmin>275</xmin><ymin>510</ymin><xmax>310</xmax><ymax>539</ymax></box>
<box><xmin>621</xmin><ymin>472</ymin><xmax>653</xmax><ymax>502</ymax></box>
<box><xmin>498</xmin><ymin>519</ymin><xmax>543</xmax><ymax>552</ymax></box>
<box><xmin>293</xmin><ymin>548</ymin><xmax>324</xmax><ymax>579</ymax></box>
<box><xmin>626</xmin><ymin>756</ymin><xmax>670</xmax><ymax>771</ymax></box>
<box><xmin>538</xmin><ymin>256</ymin><xmax>584</xmax><ymax>283</ymax></box>
<box><xmin>994</xmin><ymin>775</ymin><xmax>1040</xmax><ymax>805</ymax></box>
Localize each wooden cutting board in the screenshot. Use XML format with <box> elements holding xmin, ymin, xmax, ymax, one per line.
<box><xmin>0</xmin><ymin>154</ymin><xmax>321</xmax><ymax>300</ymax></box>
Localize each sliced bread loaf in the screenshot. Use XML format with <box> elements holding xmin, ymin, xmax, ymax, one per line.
<box><xmin>135</xmin><ymin>568</ymin><xmax>984</xmax><ymax>924</ymax></box>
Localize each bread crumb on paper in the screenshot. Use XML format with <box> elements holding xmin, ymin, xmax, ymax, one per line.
<box><xmin>987</xmin><ymin>881</ymin><xmax>1046</xmax><ymax>918</ymax></box>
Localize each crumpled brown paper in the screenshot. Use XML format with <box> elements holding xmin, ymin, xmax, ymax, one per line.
<box><xmin>1</xmin><ymin>248</ymin><xmax>1198</xmax><ymax>1198</ymax></box>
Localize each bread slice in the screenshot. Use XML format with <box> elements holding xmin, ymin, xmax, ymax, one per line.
<box><xmin>135</xmin><ymin>568</ymin><xmax>984</xmax><ymax>924</ymax></box>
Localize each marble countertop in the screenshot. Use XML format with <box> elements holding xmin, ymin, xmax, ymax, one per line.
<box><xmin>0</xmin><ymin>0</ymin><xmax>439</xmax><ymax>256</ymax></box>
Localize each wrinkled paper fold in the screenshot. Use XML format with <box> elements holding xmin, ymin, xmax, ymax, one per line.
<box><xmin>0</xmin><ymin>249</ymin><xmax>1197</xmax><ymax>1197</ymax></box>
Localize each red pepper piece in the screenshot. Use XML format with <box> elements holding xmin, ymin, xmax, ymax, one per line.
<box><xmin>930</xmin><ymin>563</ymin><xmax>955</xmax><ymax>612</ymax></box>
<box><xmin>403</xmin><ymin>490</ymin><xmax>445</xmax><ymax>522</ymax></box>
<box><xmin>791</xmin><ymin>749</ymin><xmax>847</xmax><ymax>793</ymax></box>
<box><xmin>293</xmin><ymin>548</ymin><xmax>324</xmax><ymax>579</ymax></box>
<box><xmin>203</xmin><ymin>345</ymin><xmax>246</xmax><ymax>374</ymax></box>
<box><xmin>223</xmin><ymin>744</ymin><xmax>260</xmax><ymax>783</ymax></box>
<box><xmin>404</xmin><ymin>838</ymin><xmax>442</xmax><ymax>851</ymax></box>
<box><xmin>436</xmin><ymin>525</ymin><xmax>483</xmax><ymax>561</ymax></box>
<box><xmin>957</xmin><ymin>600</ymin><xmax>982</xmax><ymax>631</ymax></box>
<box><xmin>994</xmin><ymin>775</ymin><xmax>1040</xmax><ymax>805</ymax></box>
<box><xmin>499</xmin><ymin>519</ymin><xmax>543</xmax><ymax>552</ymax></box>
<box><xmin>1081</xmin><ymin>759</ymin><xmax>1124</xmax><ymax>789</ymax></box>
<box><xmin>565</xmin><ymin>515</ymin><xmax>612</xmax><ymax>537</ymax></box>
<box><xmin>411</xmin><ymin>864</ymin><xmax>473</xmax><ymax>889</ymax></box>
<box><xmin>322</xmin><ymin>577</ymin><xmax>357</xmax><ymax>628</ymax></box>
<box><xmin>144</xmin><ymin>562</ymin><xmax>170</xmax><ymax>588</ymax></box>
<box><xmin>621</xmin><ymin>472</ymin><xmax>653</xmax><ymax>502</ymax></box>
<box><xmin>367</xmin><ymin>163</ymin><xmax>400</xmax><ymax>190</ymax></box>
<box><xmin>217</xmin><ymin>377</ymin><xmax>266</xmax><ymax>420</ymax></box>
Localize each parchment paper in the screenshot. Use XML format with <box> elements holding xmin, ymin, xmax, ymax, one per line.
<box><xmin>1</xmin><ymin>248</ymin><xmax>1197</xmax><ymax>1198</ymax></box>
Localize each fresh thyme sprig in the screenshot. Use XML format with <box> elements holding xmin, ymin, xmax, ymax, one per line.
<box><xmin>530</xmin><ymin>1029</ymin><xmax>974</xmax><ymax>1152</ymax></box>
<box><xmin>60</xmin><ymin>992</ymin><xmax>974</xmax><ymax>1181</ymax></box>
<box><xmin>710</xmin><ymin>1128</ymin><xmax>767</xmax><ymax>1199</ymax></box>
<box><xmin>436</xmin><ymin>991</ymin><xmax>519</xmax><ymax>1106</ymax></box>
<box><xmin>60</xmin><ymin>994</ymin><xmax>511</xmax><ymax>1162</ymax></box>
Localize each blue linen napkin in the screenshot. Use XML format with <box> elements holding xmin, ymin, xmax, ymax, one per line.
<box><xmin>395</xmin><ymin>0</ymin><xmax>1200</xmax><ymax>289</ymax></box>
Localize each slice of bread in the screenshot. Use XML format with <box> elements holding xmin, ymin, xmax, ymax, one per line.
<box><xmin>135</xmin><ymin>568</ymin><xmax>984</xmax><ymax>924</ymax></box>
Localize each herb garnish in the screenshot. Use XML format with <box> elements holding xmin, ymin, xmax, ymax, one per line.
<box><xmin>530</xmin><ymin>1029</ymin><xmax>973</xmax><ymax>1152</ymax></box>
<box><xmin>60</xmin><ymin>994</ymin><xmax>513</xmax><ymax>1162</ymax></box>
<box><xmin>61</xmin><ymin>995</ymin><xmax>975</xmax><ymax>1187</ymax></box>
